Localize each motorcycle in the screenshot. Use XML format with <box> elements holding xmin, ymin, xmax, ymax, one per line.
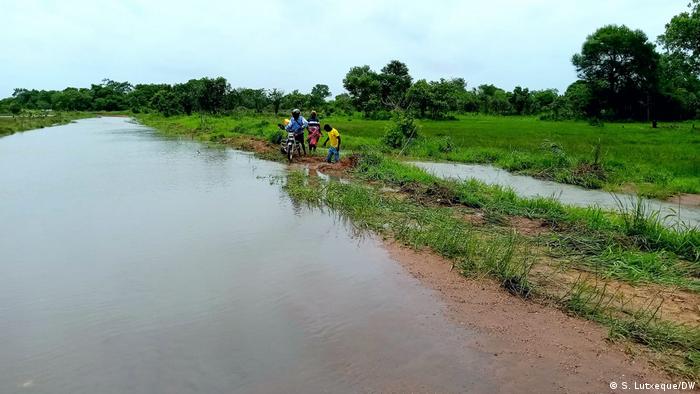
<box><xmin>281</xmin><ymin>131</ymin><xmax>303</xmax><ymax>162</ymax></box>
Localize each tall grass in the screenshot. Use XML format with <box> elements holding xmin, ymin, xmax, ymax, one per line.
<box><xmin>352</xmin><ymin>151</ymin><xmax>699</xmax><ymax>263</ymax></box>
<box><xmin>614</xmin><ymin>195</ymin><xmax>700</xmax><ymax>261</ymax></box>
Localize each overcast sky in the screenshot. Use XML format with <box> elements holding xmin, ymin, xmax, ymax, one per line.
<box><xmin>0</xmin><ymin>0</ymin><xmax>686</xmax><ymax>98</ymax></box>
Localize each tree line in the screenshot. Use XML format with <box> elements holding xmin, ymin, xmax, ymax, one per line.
<box><xmin>341</xmin><ymin>0</ymin><xmax>700</xmax><ymax>121</ymax></box>
<box><xmin>1</xmin><ymin>1</ymin><xmax>698</xmax><ymax>122</ymax></box>
<box><xmin>0</xmin><ymin>78</ymin><xmax>338</xmax><ymax>117</ymax></box>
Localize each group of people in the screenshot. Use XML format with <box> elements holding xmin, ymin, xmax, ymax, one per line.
<box><xmin>280</xmin><ymin>109</ymin><xmax>341</xmax><ymax>163</ymax></box>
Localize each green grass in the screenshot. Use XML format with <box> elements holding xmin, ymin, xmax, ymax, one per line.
<box><xmin>331</xmin><ymin>114</ymin><xmax>700</xmax><ymax>197</ymax></box>
<box><xmin>0</xmin><ymin>112</ymin><xmax>95</xmax><ymax>137</ymax></box>
<box><xmin>136</xmin><ymin>112</ymin><xmax>700</xmax><ymax>198</ymax></box>
<box><xmin>355</xmin><ymin>152</ymin><xmax>699</xmax><ymax>260</ymax></box>
<box><xmin>351</xmin><ymin>151</ymin><xmax>699</xmax><ymax>290</ymax></box>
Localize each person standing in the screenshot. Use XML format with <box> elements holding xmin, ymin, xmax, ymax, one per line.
<box><xmin>307</xmin><ymin>111</ymin><xmax>321</xmax><ymax>152</ymax></box>
<box><xmin>285</xmin><ymin>109</ymin><xmax>308</xmax><ymax>155</ymax></box>
<box><xmin>322</xmin><ymin>124</ymin><xmax>341</xmax><ymax>163</ymax></box>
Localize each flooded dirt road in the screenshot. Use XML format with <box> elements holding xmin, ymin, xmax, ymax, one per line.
<box><xmin>0</xmin><ymin>118</ymin><xmax>671</xmax><ymax>393</ymax></box>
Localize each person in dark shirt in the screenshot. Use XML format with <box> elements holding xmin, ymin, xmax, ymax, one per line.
<box><xmin>285</xmin><ymin>109</ymin><xmax>308</xmax><ymax>155</ymax></box>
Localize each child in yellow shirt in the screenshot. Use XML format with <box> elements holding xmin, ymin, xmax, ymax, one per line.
<box><xmin>322</xmin><ymin>124</ymin><xmax>341</xmax><ymax>163</ymax></box>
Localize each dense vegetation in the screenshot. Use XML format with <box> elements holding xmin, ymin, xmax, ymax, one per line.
<box><xmin>2</xmin><ymin>1</ymin><xmax>698</xmax><ymax>122</ymax></box>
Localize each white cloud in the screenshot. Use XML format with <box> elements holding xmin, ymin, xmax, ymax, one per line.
<box><xmin>0</xmin><ymin>0</ymin><xmax>685</xmax><ymax>97</ymax></box>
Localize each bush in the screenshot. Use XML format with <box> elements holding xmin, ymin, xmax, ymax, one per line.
<box><xmin>438</xmin><ymin>136</ymin><xmax>454</xmax><ymax>153</ymax></box>
<box><xmin>383</xmin><ymin>112</ymin><xmax>419</xmax><ymax>149</ymax></box>
<box><xmin>588</xmin><ymin>117</ymin><xmax>605</xmax><ymax>127</ymax></box>
<box><xmin>9</xmin><ymin>102</ymin><xmax>21</xmax><ymax>116</ymax></box>
<box><xmin>267</xmin><ymin>129</ymin><xmax>284</xmax><ymax>144</ymax></box>
<box><xmin>383</xmin><ymin>126</ymin><xmax>405</xmax><ymax>149</ymax></box>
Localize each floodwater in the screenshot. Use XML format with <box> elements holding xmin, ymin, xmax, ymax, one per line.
<box><xmin>411</xmin><ymin>161</ymin><xmax>700</xmax><ymax>228</ymax></box>
<box><xmin>0</xmin><ymin>118</ymin><xmax>506</xmax><ymax>393</ymax></box>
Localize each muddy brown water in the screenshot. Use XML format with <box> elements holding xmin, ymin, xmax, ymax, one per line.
<box><xmin>0</xmin><ymin>118</ymin><xmax>670</xmax><ymax>393</ymax></box>
<box><xmin>410</xmin><ymin>161</ymin><xmax>700</xmax><ymax>228</ymax></box>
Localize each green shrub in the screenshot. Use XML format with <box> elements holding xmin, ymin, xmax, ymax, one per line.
<box><xmin>438</xmin><ymin>136</ymin><xmax>454</xmax><ymax>153</ymax></box>
<box><xmin>383</xmin><ymin>112</ymin><xmax>419</xmax><ymax>149</ymax></box>
<box><xmin>267</xmin><ymin>129</ymin><xmax>284</xmax><ymax>144</ymax></box>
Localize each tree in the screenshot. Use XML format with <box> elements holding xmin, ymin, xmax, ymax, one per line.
<box><xmin>343</xmin><ymin>65</ymin><xmax>381</xmax><ymax>116</ymax></box>
<box><xmin>658</xmin><ymin>0</ymin><xmax>700</xmax><ymax>76</ymax></box>
<box><xmin>129</xmin><ymin>84</ymin><xmax>170</xmax><ymax>113</ymax></box>
<box><xmin>198</xmin><ymin>77</ymin><xmax>229</xmax><ymax>113</ymax></box>
<box><xmin>428</xmin><ymin>78</ymin><xmax>464</xmax><ymax>119</ymax></box>
<box><xmin>531</xmin><ymin>89</ymin><xmax>558</xmax><ymax>114</ymax></box>
<box><xmin>10</xmin><ymin>102</ymin><xmax>21</xmax><ymax>116</ymax></box>
<box><xmin>237</xmin><ymin>88</ymin><xmax>268</xmax><ymax>113</ymax></box>
<box><xmin>509</xmin><ymin>86</ymin><xmax>532</xmax><ymax>115</ymax></box>
<box><xmin>476</xmin><ymin>84</ymin><xmax>512</xmax><ymax>115</ymax></box>
<box><xmin>90</xmin><ymin>79</ymin><xmax>132</xmax><ymax>111</ymax></box>
<box><xmin>267</xmin><ymin>88</ymin><xmax>284</xmax><ymax>115</ymax></box>
<box><xmin>459</xmin><ymin>90</ymin><xmax>480</xmax><ymax>112</ymax></box>
<box><xmin>405</xmin><ymin>79</ymin><xmax>432</xmax><ymax>118</ymax></box>
<box><xmin>405</xmin><ymin>78</ymin><xmax>465</xmax><ymax>119</ymax></box>
<box><xmin>572</xmin><ymin>25</ymin><xmax>660</xmax><ymax>120</ymax></box>
<box><xmin>151</xmin><ymin>88</ymin><xmax>182</xmax><ymax>117</ymax></box>
<box><xmin>564</xmin><ymin>81</ymin><xmax>593</xmax><ymax>118</ymax></box>
<box><xmin>309</xmin><ymin>84</ymin><xmax>330</xmax><ymax>110</ymax></box>
<box><xmin>656</xmin><ymin>53</ymin><xmax>700</xmax><ymax>119</ymax></box>
<box><xmin>281</xmin><ymin>90</ymin><xmax>309</xmax><ymax>112</ymax></box>
<box><xmin>329</xmin><ymin>93</ymin><xmax>354</xmax><ymax>115</ymax></box>
<box><xmin>12</xmin><ymin>89</ymin><xmax>35</xmax><ymax>109</ymax></box>
<box><xmin>379</xmin><ymin>60</ymin><xmax>412</xmax><ymax>108</ymax></box>
<box><xmin>174</xmin><ymin>80</ymin><xmax>203</xmax><ymax>115</ymax></box>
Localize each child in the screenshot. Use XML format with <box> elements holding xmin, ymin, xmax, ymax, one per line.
<box><xmin>276</xmin><ymin>119</ymin><xmax>290</xmax><ymax>151</ymax></box>
<box><xmin>322</xmin><ymin>124</ymin><xmax>341</xmax><ymax>163</ymax></box>
<box><xmin>307</xmin><ymin>111</ymin><xmax>321</xmax><ymax>152</ymax></box>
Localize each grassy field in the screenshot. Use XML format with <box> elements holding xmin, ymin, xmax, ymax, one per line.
<box><xmin>137</xmin><ymin>113</ymin><xmax>700</xmax><ymax>198</ymax></box>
